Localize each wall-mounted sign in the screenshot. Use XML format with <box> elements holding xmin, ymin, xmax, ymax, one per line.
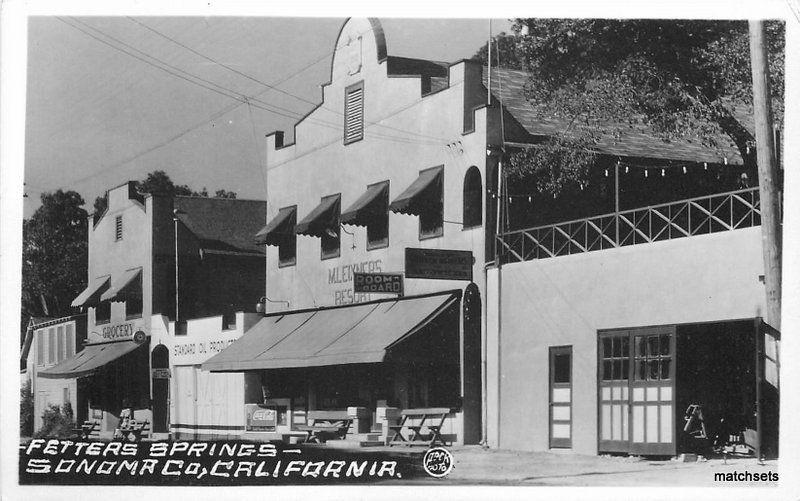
<box><xmin>245</xmin><ymin>404</ymin><xmax>277</xmax><ymax>431</ymax></box>
<box><xmin>151</xmin><ymin>368</ymin><xmax>171</xmax><ymax>379</ymax></box>
<box><xmin>101</xmin><ymin>322</ymin><xmax>135</xmax><ymax>340</ymax></box>
<box><xmin>405</xmin><ymin>248</ymin><xmax>474</xmax><ymax>281</ymax></box>
<box><xmin>354</xmin><ymin>272</ymin><xmax>404</xmax><ymax>295</ymax></box>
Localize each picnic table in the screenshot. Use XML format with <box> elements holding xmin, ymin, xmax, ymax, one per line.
<box><xmin>295</xmin><ymin>411</ymin><xmax>352</xmax><ymax>443</ymax></box>
<box><xmin>388</xmin><ymin>407</ymin><xmax>451</xmax><ymax>447</ymax></box>
<box><xmin>72</xmin><ymin>420</ymin><xmax>100</xmax><ymax>440</ymax></box>
<box><xmin>114</xmin><ymin>419</ymin><xmax>150</xmax><ymax>442</ymax></box>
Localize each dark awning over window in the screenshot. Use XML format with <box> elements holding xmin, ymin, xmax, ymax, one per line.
<box><xmin>71</xmin><ymin>276</ymin><xmax>111</xmax><ymax>308</ymax></box>
<box><xmin>255</xmin><ymin>206</ymin><xmax>296</xmax><ymax>246</ymax></box>
<box><xmin>295</xmin><ymin>195</ymin><xmax>340</xmax><ymax>237</ymax></box>
<box><xmin>341</xmin><ymin>182</ymin><xmax>388</xmax><ymax>227</ymax></box>
<box><xmin>202</xmin><ymin>291</ymin><xmax>460</xmax><ymax>371</ymax></box>
<box><xmin>38</xmin><ymin>339</ymin><xmax>144</xmax><ymax>379</ymax></box>
<box><xmin>100</xmin><ymin>268</ymin><xmax>142</xmax><ymax>302</ymax></box>
<box><xmin>388</xmin><ymin>167</ymin><xmax>442</xmax><ymax>216</ymax></box>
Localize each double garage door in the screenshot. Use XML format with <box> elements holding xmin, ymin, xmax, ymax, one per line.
<box><xmin>598</xmin><ymin>326</ymin><xmax>676</xmax><ymax>456</ymax></box>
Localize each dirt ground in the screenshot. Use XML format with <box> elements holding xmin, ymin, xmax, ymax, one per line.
<box><xmin>392</xmin><ymin>446</ymin><xmax>779</xmax><ymax>486</ymax></box>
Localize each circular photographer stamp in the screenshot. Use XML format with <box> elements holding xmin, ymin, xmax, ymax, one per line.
<box><xmin>422</xmin><ymin>447</ymin><xmax>454</xmax><ymax>478</ymax></box>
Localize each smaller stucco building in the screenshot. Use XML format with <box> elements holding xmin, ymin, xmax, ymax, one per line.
<box><xmin>39</xmin><ymin>181</ymin><xmax>266</xmax><ymax>439</ymax></box>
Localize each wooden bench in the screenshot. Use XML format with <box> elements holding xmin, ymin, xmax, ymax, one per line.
<box><xmin>114</xmin><ymin>419</ymin><xmax>150</xmax><ymax>443</ymax></box>
<box><xmin>295</xmin><ymin>411</ymin><xmax>352</xmax><ymax>444</ymax></box>
<box><xmin>388</xmin><ymin>407</ymin><xmax>451</xmax><ymax>447</ymax></box>
<box><xmin>72</xmin><ymin>420</ymin><xmax>100</xmax><ymax>440</ymax></box>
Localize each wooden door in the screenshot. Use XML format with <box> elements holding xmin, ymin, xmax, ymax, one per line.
<box><xmin>598</xmin><ymin>327</ymin><xmax>676</xmax><ymax>456</ymax></box>
<box><xmin>549</xmin><ymin>346</ymin><xmax>573</xmax><ymax>448</ymax></box>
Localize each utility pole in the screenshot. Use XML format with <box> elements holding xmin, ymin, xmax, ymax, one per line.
<box><xmin>748</xmin><ymin>20</ymin><xmax>782</xmax><ymax>331</ymax></box>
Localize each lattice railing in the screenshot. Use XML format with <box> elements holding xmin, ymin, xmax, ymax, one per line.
<box><xmin>497</xmin><ymin>188</ymin><xmax>761</xmax><ymax>263</ymax></box>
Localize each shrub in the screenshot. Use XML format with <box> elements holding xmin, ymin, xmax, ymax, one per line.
<box><xmin>34</xmin><ymin>402</ymin><xmax>75</xmax><ymax>439</ymax></box>
<box><xmin>20</xmin><ymin>379</ymin><xmax>34</xmax><ymax>437</ymax></box>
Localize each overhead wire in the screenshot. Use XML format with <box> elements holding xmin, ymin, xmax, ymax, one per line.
<box><xmin>124</xmin><ymin>16</ymin><xmax>451</xmax><ymax>144</ymax></box>
<box><xmin>47</xmin><ymin>17</ymin><xmax>446</xmax><ymax>191</ymax></box>
<box><xmin>65</xmin><ymin>16</ymin><xmax>444</xmax><ymax>146</ymax></box>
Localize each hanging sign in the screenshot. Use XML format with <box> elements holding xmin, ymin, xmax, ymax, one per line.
<box><xmin>353</xmin><ymin>272</ymin><xmax>404</xmax><ymax>295</ymax></box>
<box><xmin>405</xmin><ymin>248</ymin><xmax>474</xmax><ymax>281</ymax></box>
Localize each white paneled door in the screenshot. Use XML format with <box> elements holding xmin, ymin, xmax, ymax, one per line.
<box><xmin>598</xmin><ymin>327</ymin><xmax>676</xmax><ymax>456</ymax></box>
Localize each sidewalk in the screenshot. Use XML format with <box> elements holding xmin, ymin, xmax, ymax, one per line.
<box><xmin>427</xmin><ymin>446</ymin><xmax>779</xmax><ymax>486</ymax></box>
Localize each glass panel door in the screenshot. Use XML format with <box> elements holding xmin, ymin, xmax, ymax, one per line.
<box><xmin>549</xmin><ymin>346</ymin><xmax>572</xmax><ymax>448</ymax></box>
<box><xmin>598</xmin><ymin>327</ymin><xmax>676</xmax><ymax>456</ymax></box>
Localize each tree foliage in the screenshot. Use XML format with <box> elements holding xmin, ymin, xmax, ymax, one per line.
<box><xmin>474</xmin><ymin>19</ymin><xmax>784</xmax><ymax>196</ymax></box>
<box><xmin>93</xmin><ymin>170</ymin><xmax>238</xmax><ymax>215</ymax></box>
<box><xmin>22</xmin><ymin>190</ymin><xmax>88</xmax><ymax>320</ymax></box>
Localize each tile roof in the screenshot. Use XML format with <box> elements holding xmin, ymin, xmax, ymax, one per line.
<box><xmin>483</xmin><ymin>66</ymin><xmax>746</xmax><ymax>165</ymax></box>
<box><xmin>174</xmin><ymin>196</ymin><xmax>267</xmax><ymax>255</ymax></box>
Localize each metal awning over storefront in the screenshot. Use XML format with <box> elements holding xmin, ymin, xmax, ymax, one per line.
<box><xmin>38</xmin><ymin>339</ymin><xmax>143</xmax><ymax>379</ymax></box>
<box><xmin>71</xmin><ymin>276</ymin><xmax>111</xmax><ymax>308</ymax></box>
<box><xmin>341</xmin><ymin>182</ymin><xmax>389</xmax><ymax>227</ymax></box>
<box><xmin>100</xmin><ymin>268</ymin><xmax>142</xmax><ymax>302</ymax></box>
<box><xmin>202</xmin><ymin>291</ymin><xmax>460</xmax><ymax>372</ymax></box>
<box><xmin>295</xmin><ymin>195</ymin><xmax>341</xmax><ymax>237</ymax></box>
<box><xmin>255</xmin><ymin>206</ymin><xmax>297</xmax><ymax>246</ymax></box>
<box><xmin>388</xmin><ymin>166</ymin><xmax>442</xmax><ymax>216</ymax></box>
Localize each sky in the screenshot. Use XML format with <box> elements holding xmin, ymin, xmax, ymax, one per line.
<box><xmin>23</xmin><ymin>16</ymin><xmax>512</xmax><ymax>216</ymax></box>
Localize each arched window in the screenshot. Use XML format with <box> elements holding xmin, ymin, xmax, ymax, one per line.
<box><xmin>463</xmin><ymin>166</ymin><xmax>482</xmax><ymax>228</ymax></box>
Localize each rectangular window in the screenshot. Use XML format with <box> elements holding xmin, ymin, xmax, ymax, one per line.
<box><xmin>48</xmin><ymin>328</ymin><xmax>56</xmax><ymax>364</ymax></box>
<box><xmin>278</xmin><ymin>207</ymin><xmax>297</xmax><ymax>268</ymax></box>
<box><xmin>321</xmin><ymin>196</ymin><xmax>341</xmax><ymax>260</ymax></box>
<box><xmin>95</xmin><ymin>302</ymin><xmax>111</xmax><ymax>325</ymax></box>
<box><xmin>126</xmin><ymin>296</ymin><xmax>143</xmax><ymax>319</ymax></box>
<box><xmin>63</xmin><ymin>387</ymin><xmax>70</xmax><ymax>405</ymax></box>
<box><xmin>37</xmin><ymin>331</ymin><xmax>45</xmax><ymax>366</ymax></box>
<box><xmin>66</xmin><ymin>324</ymin><xmax>75</xmax><ymax>358</ymax></box>
<box><xmin>115</xmin><ymin>215</ymin><xmax>123</xmax><ymax>241</ymax></box>
<box><xmin>367</xmin><ymin>182</ymin><xmax>389</xmax><ymax>250</ymax></box>
<box><xmin>634</xmin><ymin>334</ymin><xmax>672</xmax><ymax>381</ymax></box>
<box><xmin>57</xmin><ymin>326</ymin><xmax>65</xmax><ymax>362</ymax></box>
<box><xmin>601</xmin><ymin>334</ymin><xmax>630</xmax><ymax>381</ymax></box>
<box><xmin>419</xmin><ymin>168</ymin><xmax>444</xmax><ymax>240</ymax></box>
<box><xmin>344</xmin><ymin>81</ymin><xmax>364</xmax><ymax>144</ymax></box>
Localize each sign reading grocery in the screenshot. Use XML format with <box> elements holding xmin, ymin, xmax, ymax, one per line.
<box><xmin>353</xmin><ymin>272</ymin><xmax>404</xmax><ymax>295</ymax></box>
<box><xmin>404</xmin><ymin>248</ymin><xmax>474</xmax><ymax>281</ymax></box>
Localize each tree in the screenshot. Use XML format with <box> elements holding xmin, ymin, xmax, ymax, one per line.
<box><xmin>22</xmin><ymin>190</ymin><xmax>88</xmax><ymax>321</ymax></box>
<box><xmin>471</xmin><ymin>32</ymin><xmax>525</xmax><ymax>70</ymax></box>
<box><xmin>475</xmin><ymin>19</ymin><xmax>784</xmax><ymax>195</ymax></box>
<box><xmin>92</xmin><ymin>170</ymin><xmax>237</xmax><ymax>215</ymax></box>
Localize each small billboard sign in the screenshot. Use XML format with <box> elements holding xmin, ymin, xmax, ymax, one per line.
<box><xmin>405</xmin><ymin>248</ymin><xmax>473</xmax><ymax>281</ymax></box>
<box><xmin>353</xmin><ymin>272</ymin><xmax>404</xmax><ymax>295</ymax></box>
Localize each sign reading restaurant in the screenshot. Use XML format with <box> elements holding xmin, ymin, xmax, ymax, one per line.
<box><xmin>405</xmin><ymin>248</ymin><xmax>474</xmax><ymax>281</ymax></box>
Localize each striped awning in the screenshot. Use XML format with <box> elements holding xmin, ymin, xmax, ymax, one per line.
<box><xmin>341</xmin><ymin>182</ymin><xmax>388</xmax><ymax>227</ymax></box>
<box><xmin>39</xmin><ymin>339</ymin><xmax>144</xmax><ymax>379</ymax></box>
<box><xmin>71</xmin><ymin>276</ymin><xmax>111</xmax><ymax>308</ymax></box>
<box><xmin>389</xmin><ymin>166</ymin><xmax>442</xmax><ymax>216</ymax></box>
<box><xmin>255</xmin><ymin>206</ymin><xmax>296</xmax><ymax>246</ymax></box>
<box><xmin>295</xmin><ymin>195</ymin><xmax>340</xmax><ymax>237</ymax></box>
<box><xmin>100</xmin><ymin>268</ymin><xmax>142</xmax><ymax>302</ymax></box>
<box><xmin>203</xmin><ymin>291</ymin><xmax>460</xmax><ymax>371</ymax></box>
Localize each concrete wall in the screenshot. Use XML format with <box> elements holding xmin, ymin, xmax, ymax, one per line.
<box><xmin>490</xmin><ymin>227</ymin><xmax>767</xmax><ymax>454</ymax></box>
